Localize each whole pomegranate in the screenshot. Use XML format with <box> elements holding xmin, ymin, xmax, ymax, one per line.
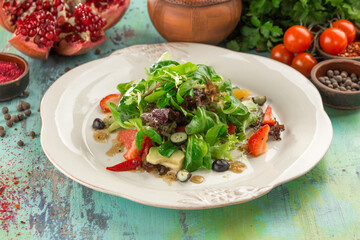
<box><xmin>0</xmin><ymin>0</ymin><xmax>130</xmax><ymax>59</ymax></box>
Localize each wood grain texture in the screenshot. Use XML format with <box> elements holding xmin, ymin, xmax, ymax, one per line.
<box><xmin>0</xmin><ymin>1</ymin><xmax>359</xmax><ymax>239</ymax></box>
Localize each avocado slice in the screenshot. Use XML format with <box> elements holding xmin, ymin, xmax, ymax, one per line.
<box><xmin>146</xmin><ymin>147</ymin><xmax>185</xmax><ymax>171</ymax></box>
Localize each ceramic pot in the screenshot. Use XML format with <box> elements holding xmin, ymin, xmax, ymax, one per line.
<box><xmin>147</xmin><ymin>0</ymin><xmax>242</xmax><ymax>45</ymax></box>
<box><xmin>0</xmin><ymin>53</ymin><xmax>29</xmax><ymax>102</ymax></box>
<box><xmin>310</xmin><ymin>59</ymin><xmax>360</xmax><ymax>110</ymax></box>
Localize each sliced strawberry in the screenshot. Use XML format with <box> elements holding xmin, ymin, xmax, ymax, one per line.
<box><xmin>262</xmin><ymin>105</ymin><xmax>275</xmax><ymax>126</ymax></box>
<box><xmin>117</xmin><ymin>129</ymin><xmax>137</xmax><ymax>150</ymax></box>
<box><xmin>248</xmin><ymin>125</ymin><xmax>270</xmax><ymax>157</ymax></box>
<box><xmin>106</xmin><ymin>157</ymin><xmax>142</xmax><ymax>172</ymax></box>
<box><xmin>175</xmin><ymin>126</ymin><xmax>186</xmax><ymax>132</ymax></box>
<box><xmin>227</xmin><ymin>123</ymin><xmax>236</xmax><ymax>135</ymax></box>
<box><xmin>100</xmin><ymin>94</ymin><xmax>122</xmax><ymax>112</ymax></box>
<box><xmin>123</xmin><ymin>135</ymin><xmax>149</xmax><ymax>161</ymax></box>
<box><xmin>141</xmin><ymin>137</ymin><xmax>152</xmax><ymax>162</ymax></box>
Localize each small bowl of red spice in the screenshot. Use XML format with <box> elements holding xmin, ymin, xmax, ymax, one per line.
<box><xmin>316</xmin><ymin>28</ymin><xmax>360</xmax><ymax>61</ymax></box>
<box><xmin>0</xmin><ymin>53</ymin><xmax>29</xmax><ymax>101</ymax></box>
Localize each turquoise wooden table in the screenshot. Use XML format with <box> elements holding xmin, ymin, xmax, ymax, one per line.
<box><xmin>1</xmin><ymin>1</ymin><xmax>360</xmax><ymax>239</ymax></box>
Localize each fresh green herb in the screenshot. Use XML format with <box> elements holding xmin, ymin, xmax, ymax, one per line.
<box><xmin>158</xmin><ymin>141</ymin><xmax>179</xmax><ymax>158</ymax></box>
<box><xmin>227</xmin><ymin>0</ymin><xmax>360</xmax><ymax>52</ymax></box>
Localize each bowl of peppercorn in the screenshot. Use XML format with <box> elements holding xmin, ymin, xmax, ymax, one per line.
<box><xmin>311</xmin><ymin>59</ymin><xmax>360</xmax><ymax>109</ymax></box>
<box><xmin>0</xmin><ymin>53</ymin><xmax>29</xmax><ymax>102</ymax></box>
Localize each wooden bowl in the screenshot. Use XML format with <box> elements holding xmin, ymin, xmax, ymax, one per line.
<box><xmin>0</xmin><ymin>53</ymin><xmax>29</xmax><ymax>102</ymax></box>
<box><xmin>310</xmin><ymin>59</ymin><xmax>360</xmax><ymax>110</ymax></box>
<box><xmin>316</xmin><ymin>29</ymin><xmax>360</xmax><ymax>61</ymax></box>
<box><xmin>147</xmin><ymin>0</ymin><xmax>242</xmax><ymax>45</ymax></box>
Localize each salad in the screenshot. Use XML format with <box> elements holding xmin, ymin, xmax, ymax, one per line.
<box><xmin>92</xmin><ymin>53</ymin><xmax>284</xmax><ymax>183</ymax></box>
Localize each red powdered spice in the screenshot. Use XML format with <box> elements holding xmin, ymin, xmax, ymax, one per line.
<box><xmin>0</xmin><ymin>60</ymin><xmax>24</xmax><ymax>84</ymax></box>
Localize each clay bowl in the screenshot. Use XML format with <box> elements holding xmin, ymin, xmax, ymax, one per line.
<box><xmin>0</xmin><ymin>53</ymin><xmax>29</xmax><ymax>102</ymax></box>
<box><xmin>147</xmin><ymin>0</ymin><xmax>242</xmax><ymax>45</ymax></box>
<box><xmin>316</xmin><ymin>29</ymin><xmax>360</xmax><ymax>61</ymax></box>
<box><xmin>310</xmin><ymin>59</ymin><xmax>360</xmax><ymax>110</ymax></box>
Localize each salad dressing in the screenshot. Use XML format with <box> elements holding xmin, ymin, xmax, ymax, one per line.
<box><xmin>93</xmin><ymin>129</ymin><xmax>109</xmax><ymax>143</ymax></box>
<box><xmin>228</xmin><ymin>161</ymin><xmax>246</xmax><ymax>174</ymax></box>
<box><xmin>162</xmin><ymin>171</ymin><xmax>177</xmax><ymax>186</ymax></box>
<box><xmin>106</xmin><ymin>139</ymin><xmax>124</xmax><ymax>157</ymax></box>
<box><xmin>190</xmin><ymin>175</ymin><xmax>204</xmax><ymax>184</ymax></box>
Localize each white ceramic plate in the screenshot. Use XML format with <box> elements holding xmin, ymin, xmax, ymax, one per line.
<box><xmin>41</xmin><ymin>43</ymin><xmax>332</xmax><ymax>209</ymax></box>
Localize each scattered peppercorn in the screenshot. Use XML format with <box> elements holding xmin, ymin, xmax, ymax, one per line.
<box><xmin>24</xmin><ymin>109</ymin><xmax>31</xmax><ymax>116</ymax></box>
<box><xmin>18</xmin><ymin>113</ymin><xmax>24</xmax><ymax>120</ymax></box>
<box><xmin>21</xmin><ymin>101</ymin><xmax>30</xmax><ymax>110</ymax></box>
<box><xmin>6</xmin><ymin>120</ymin><xmax>13</xmax><ymax>127</ymax></box>
<box><xmin>95</xmin><ymin>48</ymin><xmax>101</xmax><ymax>55</ymax></box>
<box><xmin>4</xmin><ymin>113</ymin><xmax>11</xmax><ymax>120</ymax></box>
<box><xmin>29</xmin><ymin>131</ymin><xmax>36</xmax><ymax>137</ymax></box>
<box><xmin>16</xmin><ymin>104</ymin><xmax>23</xmax><ymax>111</ymax></box>
<box><xmin>22</xmin><ymin>90</ymin><xmax>29</xmax><ymax>98</ymax></box>
<box><xmin>11</xmin><ymin>115</ymin><xmax>19</xmax><ymax>123</ymax></box>
<box><xmin>2</xmin><ymin>107</ymin><xmax>8</xmax><ymax>114</ymax></box>
<box><xmin>17</xmin><ymin>140</ymin><xmax>24</xmax><ymax>146</ymax></box>
<box><xmin>65</xmin><ymin>67</ymin><xmax>71</xmax><ymax>72</ymax></box>
<box><xmin>0</xmin><ymin>130</ymin><xmax>5</xmax><ymax>137</ymax></box>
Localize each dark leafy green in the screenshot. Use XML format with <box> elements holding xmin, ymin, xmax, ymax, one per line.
<box><xmin>185</xmin><ymin>107</ymin><xmax>215</xmax><ymax>135</ymax></box>
<box><xmin>149</xmin><ymin>60</ymin><xmax>180</xmax><ymax>73</ymax></box>
<box><xmin>184</xmin><ymin>136</ymin><xmax>209</xmax><ymax>172</ymax></box>
<box><xmin>158</xmin><ymin>141</ymin><xmax>179</xmax><ymax>158</ymax></box>
<box><xmin>143</xmin><ymin>128</ymin><xmax>162</xmax><ymax>144</ymax></box>
<box><xmin>205</xmin><ymin>123</ymin><xmax>228</xmax><ymax>146</ymax></box>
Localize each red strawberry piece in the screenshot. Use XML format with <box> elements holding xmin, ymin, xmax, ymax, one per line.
<box><xmin>100</xmin><ymin>94</ymin><xmax>122</xmax><ymax>112</ymax></box>
<box><xmin>227</xmin><ymin>123</ymin><xmax>236</xmax><ymax>135</ymax></box>
<box><xmin>175</xmin><ymin>126</ymin><xmax>186</xmax><ymax>132</ymax></box>
<box><xmin>123</xmin><ymin>135</ymin><xmax>149</xmax><ymax>161</ymax></box>
<box><xmin>141</xmin><ymin>137</ymin><xmax>152</xmax><ymax>162</ymax></box>
<box><xmin>262</xmin><ymin>105</ymin><xmax>275</xmax><ymax>126</ymax></box>
<box><xmin>248</xmin><ymin>124</ymin><xmax>270</xmax><ymax>157</ymax></box>
<box><xmin>117</xmin><ymin>129</ymin><xmax>137</xmax><ymax>150</ymax></box>
<box><xmin>106</xmin><ymin>157</ymin><xmax>142</xmax><ymax>172</ymax></box>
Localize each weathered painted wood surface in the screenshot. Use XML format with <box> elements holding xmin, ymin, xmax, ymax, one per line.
<box><xmin>0</xmin><ymin>1</ymin><xmax>359</xmax><ymax>239</ymax></box>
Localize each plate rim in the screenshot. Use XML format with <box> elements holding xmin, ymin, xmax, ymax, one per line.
<box><xmin>40</xmin><ymin>42</ymin><xmax>333</xmax><ymax>209</ymax></box>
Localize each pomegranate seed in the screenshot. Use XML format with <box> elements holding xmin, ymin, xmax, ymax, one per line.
<box><xmin>45</xmin><ymin>32</ymin><xmax>53</xmax><ymax>40</ymax></box>
<box><xmin>29</xmin><ymin>29</ymin><xmax>36</xmax><ymax>37</ymax></box>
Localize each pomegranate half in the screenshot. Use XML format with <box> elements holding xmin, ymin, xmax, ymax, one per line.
<box><xmin>0</xmin><ymin>0</ymin><xmax>130</xmax><ymax>59</ymax></box>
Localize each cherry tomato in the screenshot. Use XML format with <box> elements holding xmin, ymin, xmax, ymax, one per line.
<box><xmin>332</xmin><ymin>20</ymin><xmax>356</xmax><ymax>43</ymax></box>
<box><xmin>291</xmin><ymin>53</ymin><xmax>317</xmax><ymax>78</ymax></box>
<box><xmin>284</xmin><ymin>25</ymin><xmax>312</xmax><ymax>53</ymax></box>
<box><xmin>320</xmin><ymin>28</ymin><xmax>348</xmax><ymax>55</ymax></box>
<box><xmin>270</xmin><ymin>44</ymin><xmax>294</xmax><ymax>65</ymax></box>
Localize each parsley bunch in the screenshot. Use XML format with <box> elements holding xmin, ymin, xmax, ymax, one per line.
<box><xmin>226</xmin><ymin>0</ymin><xmax>360</xmax><ymax>52</ymax></box>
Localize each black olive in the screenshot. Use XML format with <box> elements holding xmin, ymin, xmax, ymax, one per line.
<box><xmin>212</xmin><ymin>159</ymin><xmax>230</xmax><ymax>172</ymax></box>
<box><xmin>92</xmin><ymin>118</ymin><xmax>105</xmax><ymax>129</ymax></box>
